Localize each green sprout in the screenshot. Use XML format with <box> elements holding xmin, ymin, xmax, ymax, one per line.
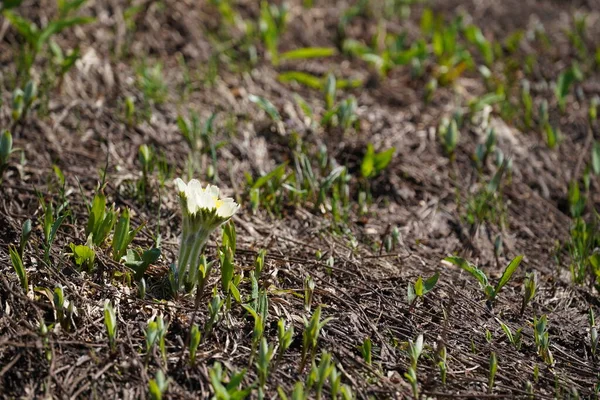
<box><xmin>488</xmin><ymin>352</ymin><xmax>497</xmax><ymax>394</ymax></box>
<box><xmin>300</xmin><ymin>306</ymin><xmax>333</xmax><ymax>372</ymax></box>
<box><xmin>104</xmin><ymin>300</ymin><xmax>117</xmax><ymax>353</ymax></box>
<box><xmin>521</xmin><ymin>271</ymin><xmax>537</xmax><ymax>315</ymax></box>
<box><xmin>189</xmin><ymin>324</ymin><xmax>201</xmax><ymax>366</ymax></box>
<box><xmin>0</xmin><ymin>130</ymin><xmax>14</xmax><ymax>182</ymax></box>
<box><xmin>148</xmin><ymin>370</ymin><xmax>169</xmax><ymax>400</ymax></box>
<box><xmin>9</xmin><ymin>245</ymin><xmax>27</xmax><ymax>292</ymax></box>
<box><xmin>208</xmin><ymin>362</ymin><xmax>251</xmax><ymax>400</ymax></box>
<box><xmin>444</xmin><ymin>255</ymin><xmax>523</xmax><ymax>306</ymax></box>
<box><xmin>256</xmin><ymin>337</ymin><xmax>275</xmax><ymax>398</ymax></box>
<box><xmin>533</xmin><ymin>315</ymin><xmax>554</xmax><ymax>365</ymax></box>
<box><xmin>359</xmin><ymin>337</ymin><xmax>372</xmax><ymax>365</ymax></box>
<box><xmin>275</xmin><ymin>318</ymin><xmax>294</xmax><ymax>367</ymax></box>
<box><xmin>407</xmin><ymin>272</ymin><xmax>439</xmax><ymax>307</ymax></box>
<box><xmin>307</xmin><ymin>351</ymin><xmax>335</xmax><ymax>400</ymax></box>
<box><xmin>498</xmin><ymin>320</ymin><xmax>522</xmax><ymax>350</ymax></box>
<box><xmin>404</xmin><ymin>334</ymin><xmax>423</xmax><ymax>398</ymax></box>
<box><xmin>86</xmin><ymin>192</ymin><xmax>116</xmax><ymax>247</ymax></box>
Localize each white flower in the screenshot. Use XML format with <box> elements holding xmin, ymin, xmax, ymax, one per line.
<box><xmin>174</xmin><ymin>178</ymin><xmax>239</xmax><ymax>219</ymax></box>
<box><xmin>172</xmin><ymin>178</ymin><xmax>240</xmax><ymax>293</ymax></box>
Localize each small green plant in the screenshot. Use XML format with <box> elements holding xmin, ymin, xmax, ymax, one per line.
<box><xmin>360</xmin><ymin>144</ymin><xmax>395</xmax><ymax>180</ymax></box>
<box><xmin>407</xmin><ymin>271</ymin><xmax>439</xmax><ymax>307</ymax></box>
<box><xmin>444</xmin><ymin>255</ymin><xmax>523</xmax><ymax>306</ymax></box>
<box><xmin>104</xmin><ymin>300</ymin><xmax>117</xmax><ymax>353</ymax></box>
<box><xmin>404</xmin><ymin>334</ymin><xmax>423</xmax><ymax>398</ymax></box>
<box><xmin>208</xmin><ymin>362</ymin><xmax>251</xmax><ymax>400</ymax></box>
<box><xmin>521</xmin><ymin>271</ymin><xmax>537</xmax><ymax>315</ymax></box>
<box><xmin>438</xmin><ymin>118</ymin><xmax>459</xmax><ymax>162</ymax></box>
<box><xmin>488</xmin><ymin>352</ymin><xmax>497</xmax><ymax>394</ymax></box>
<box><xmin>204</xmin><ymin>288</ymin><xmax>224</xmax><ymax>340</ymax></box>
<box><xmin>69</xmin><ymin>235</ymin><xmax>95</xmax><ymax>271</ymax></box>
<box><xmin>256</xmin><ymin>337</ymin><xmax>275</xmax><ymax>398</ymax></box>
<box><xmin>304</xmin><ymin>275</ymin><xmax>315</xmax><ymax>312</ymax></box>
<box><xmin>275</xmin><ymin>318</ymin><xmax>294</xmax><ymax>367</ymax></box>
<box><xmin>189</xmin><ymin>324</ymin><xmax>201</xmax><ymax>366</ymax></box>
<box><xmin>145</xmin><ymin>315</ymin><xmax>168</xmax><ymax>364</ymax></box>
<box><xmin>136</xmin><ymin>61</ymin><xmax>168</xmax><ymax>109</ymax></box>
<box><xmin>39</xmin><ymin>196</ymin><xmax>66</xmax><ymax>263</ymax></box>
<box><xmin>18</xmin><ymin>219</ymin><xmax>32</xmax><ymax>259</ymax></box>
<box><xmin>53</xmin><ymin>285</ymin><xmax>76</xmax><ymax>331</ymax></box>
<box><xmin>86</xmin><ymin>192</ymin><xmax>116</xmax><ymax>246</ymax></box>
<box><xmin>112</xmin><ymin>207</ymin><xmax>142</xmax><ymax>261</ymax></box>
<box><xmin>3</xmin><ymin>6</ymin><xmax>93</xmax><ymax>83</ymax></box>
<box><xmin>300</xmin><ymin>306</ymin><xmax>333</xmax><ymax>372</ymax></box>
<box><xmin>359</xmin><ymin>337</ymin><xmax>372</xmax><ymax>365</ymax></box>
<box><xmin>533</xmin><ymin>315</ymin><xmax>554</xmax><ymax>365</ymax></box>
<box><xmin>9</xmin><ymin>245</ymin><xmax>27</xmax><ymax>292</ymax></box>
<box><xmin>498</xmin><ymin>320</ymin><xmax>522</xmax><ymax>350</ymax></box>
<box><xmin>437</xmin><ymin>344</ymin><xmax>447</xmax><ymax>385</ymax></box>
<box><xmin>307</xmin><ymin>351</ymin><xmax>335</xmax><ymax>400</ymax></box>
<box><xmin>465</xmin><ymin>160</ymin><xmax>509</xmax><ymax>229</ymax></box>
<box><xmin>474</xmin><ymin>128</ymin><xmax>496</xmax><ymax>171</ymax></box>
<box><xmin>124</xmin><ymin>247</ymin><xmax>161</xmax><ymax>282</ymax></box>
<box><xmin>148</xmin><ymin>370</ymin><xmax>169</xmax><ymax>400</ymax></box>
<box><xmin>0</xmin><ymin>130</ymin><xmax>14</xmax><ymax>182</ymax></box>
<box><xmin>555</xmin><ymin>65</ymin><xmax>583</xmax><ymax>113</ymax></box>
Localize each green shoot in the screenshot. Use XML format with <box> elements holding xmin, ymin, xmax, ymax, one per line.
<box><xmin>360</xmin><ymin>144</ymin><xmax>395</xmax><ymax>180</ymax></box>
<box><xmin>404</xmin><ymin>334</ymin><xmax>423</xmax><ymax>398</ymax></box>
<box><xmin>444</xmin><ymin>255</ymin><xmax>523</xmax><ymax>305</ymax></box>
<box><xmin>104</xmin><ymin>300</ymin><xmax>117</xmax><ymax>353</ymax></box>
<box><xmin>0</xmin><ymin>130</ymin><xmax>14</xmax><ymax>182</ymax></box>
<box><xmin>304</xmin><ymin>275</ymin><xmax>315</xmax><ymax>312</ymax></box>
<box><xmin>307</xmin><ymin>351</ymin><xmax>334</xmax><ymax>400</ymax></box>
<box><xmin>256</xmin><ymin>337</ymin><xmax>275</xmax><ymax>398</ymax></box>
<box><xmin>189</xmin><ymin>324</ymin><xmax>201</xmax><ymax>366</ymax></box>
<box><xmin>300</xmin><ymin>306</ymin><xmax>333</xmax><ymax>372</ymax></box>
<box><xmin>438</xmin><ymin>344</ymin><xmax>447</xmax><ymax>385</ymax></box>
<box><xmin>590</xmin><ymin>308</ymin><xmax>597</xmax><ymax>357</ymax></box>
<box><xmin>498</xmin><ymin>320</ymin><xmax>522</xmax><ymax>350</ymax></box>
<box><xmin>204</xmin><ymin>288</ymin><xmax>224</xmax><ymax>340</ymax></box>
<box><xmin>275</xmin><ymin>318</ymin><xmax>294</xmax><ymax>367</ymax></box>
<box><xmin>86</xmin><ymin>192</ymin><xmax>116</xmax><ymax>246</ymax></box>
<box><xmin>533</xmin><ymin>315</ymin><xmax>554</xmax><ymax>365</ymax></box>
<box><xmin>18</xmin><ymin>219</ymin><xmax>32</xmax><ymax>259</ymax></box>
<box><xmin>521</xmin><ymin>271</ymin><xmax>537</xmax><ymax>315</ymax></box>
<box><xmin>359</xmin><ymin>337</ymin><xmax>372</xmax><ymax>365</ymax></box>
<box><xmin>208</xmin><ymin>362</ymin><xmax>251</xmax><ymax>400</ymax></box>
<box><xmin>112</xmin><ymin>207</ymin><xmax>142</xmax><ymax>261</ymax></box>
<box><xmin>407</xmin><ymin>272</ymin><xmax>440</xmax><ymax>307</ymax></box>
<box><xmin>488</xmin><ymin>352</ymin><xmax>497</xmax><ymax>394</ymax></box>
<box><xmin>124</xmin><ymin>247</ymin><xmax>161</xmax><ymax>282</ymax></box>
<box><xmin>148</xmin><ymin>370</ymin><xmax>169</xmax><ymax>400</ymax></box>
<box><xmin>53</xmin><ymin>285</ymin><xmax>76</xmax><ymax>332</ymax></box>
<box><xmin>69</xmin><ymin>236</ymin><xmax>96</xmax><ymax>271</ymax></box>
<box><xmin>9</xmin><ymin>245</ymin><xmax>27</xmax><ymax>292</ymax></box>
<box><xmin>39</xmin><ymin>196</ymin><xmax>66</xmax><ymax>263</ymax></box>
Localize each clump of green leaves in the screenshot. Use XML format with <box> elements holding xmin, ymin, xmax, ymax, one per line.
<box><xmin>112</xmin><ymin>207</ymin><xmax>142</xmax><ymax>261</ymax></box>
<box><xmin>407</xmin><ymin>272</ymin><xmax>439</xmax><ymax>307</ymax></box>
<box><xmin>208</xmin><ymin>362</ymin><xmax>251</xmax><ymax>400</ymax></box>
<box><xmin>521</xmin><ymin>271</ymin><xmax>537</xmax><ymax>315</ymax></box>
<box><xmin>404</xmin><ymin>334</ymin><xmax>424</xmax><ymax>398</ymax></box>
<box><xmin>360</xmin><ymin>144</ymin><xmax>395</xmax><ymax>180</ymax></box>
<box><xmin>498</xmin><ymin>320</ymin><xmax>522</xmax><ymax>350</ymax></box>
<box><xmin>444</xmin><ymin>255</ymin><xmax>523</xmax><ymax>307</ymax></box>
<box><xmin>300</xmin><ymin>306</ymin><xmax>333</xmax><ymax>372</ymax></box>
<box><xmin>69</xmin><ymin>235</ymin><xmax>95</xmax><ymax>271</ymax></box>
<box><xmin>275</xmin><ymin>318</ymin><xmax>294</xmax><ymax>367</ymax></box>
<box><xmin>149</xmin><ymin>370</ymin><xmax>169</xmax><ymax>400</ymax></box>
<box><xmin>86</xmin><ymin>192</ymin><xmax>116</xmax><ymax>247</ymax></box>
<box><xmin>39</xmin><ymin>196</ymin><xmax>66</xmax><ymax>263</ymax></box>
<box><xmin>533</xmin><ymin>315</ymin><xmax>554</xmax><ymax>365</ymax></box>
<box><xmin>359</xmin><ymin>337</ymin><xmax>372</xmax><ymax>365</ymax></box>
<box><xmin>307</xmin><ymin>351</ymin><xmax>335</xmax><ymax>400</ymax></box>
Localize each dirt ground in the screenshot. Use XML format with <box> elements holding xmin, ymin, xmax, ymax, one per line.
<box><xmin>1</xmin><ymin>0</ymin><xmax>599</xmax><ymax>398</ymax></box>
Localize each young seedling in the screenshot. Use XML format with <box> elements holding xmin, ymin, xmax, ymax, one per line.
<box><xmin>300</xmin><ymin>306</ymin><xmax>333</xmax><ymax>372</ymax></box>
<box><xmin>18</xmin><ymin>219</ymin><xmax>32</xmax><ymax>259</ymax></box>
<box><xmin>208</xmin><ymin>362</ymin><xmax>251</xmax><ymax>400</ymax></box>
<box><xmin>307</xmin><ymin>351</ymin><xmax>334</xmax><ymax>400</ymax></box>
<box><xmin>53</xmin><ymin>285</ymin><xmax>76</xmax><ymax>331</ymax></box>
<box><xmin>39</xmin><ymin>196</ymin><xmax>66</xmax><ymax>263</ymax></box>
<box><xmin>360</xmin><ymin>144</ymin><xmax>395</xmax><ymax>181</ymax></box>
<box><xmin>69</xmin><ymin>235</ymin><xmax>95</xmax><ymax>271</ymax></box>
<box><xmin>404</xmin><ymin>334</ymin><xmax>424</xmax><ymax>398</ymax></box>
<box><xmin>189</xmin><ymin>324</ymin><xmax>201</xmax><ymax>366</ymax></box>
<box><xmin>9</xmin><ymin>245</ymin><xmax>27</xmax><ymax>292</ymax></box>
<box><xmin>86</xmin><ymin>192</ymin><xmax>116</xmax><ymax>246</ymax></box>
<box><xmin>104</xmin><ymin>300</ymin><xmax>117</xmax><ymax>353</ymax></box>
<box><xmin>124</xmin><ymin>247</ymin><xmax>161</xmax><ymax>282</ymax></box>
<box><xmin>521</xmin><ymin>271</ymin><xmax>537</xmax><ymax>315</ymax></box>
<box><xmin>488</xmin><ymin>352</ymin><xmax>497</xmax><ymax>394</ymax></box>
<box><xmin>359</xmin><ymin>337</ymin><xmax>372</xmax><ymax>365</ymax></box>
<box><xmin>256</xmin><ymin>337</ymin><xmax>275</xmax><ymax>399</ymax></box>
<box><xmin>148</xmin><ymin>370</ymin><xmax>169</xmax><ymax>400</ymax></box>
<box><xmin>444</xmin><ymin>255</ymin><xmax>523</xmax><ymax>307</ymax></box>
<box><xmin>275</xmin><ymin>318</ymin><xmax>294</xmax><ymax>367</ymax></box>
<box><xmin>498</xmin><ymin>320</ymin><xmax>523</xmax><ymax>350</ymax></box>
<box><xmin>407</xmin><ymin>272</ymin><xmax>439</xmax><ymax>307</ymax></box>
<box><xmin>439</xmin><ymin>118</ymin><xmax>459</xmax><ymax>162</ymax></box>
<box><xmin>437</xmin><ymin>344</ymin><xmax>447</xmax><ymax>385</ymax></box>
<box><xmin>304</xmin><ymin>275</ymin><xmax>315</xmax><ymax>312</ymax></box>
<box><xmin>0</xmin><ymin>130</ymin><xmax>14</xmax><ymax>182</ymax></box>
<box><xmin>204</xmin><ymin>289</ymin><xmax>224</xmax><ymax>340</ymax></box>
<box><xmin>533</xmin><ymin>315</ymin><xmax>554</xmax><ymax>365</ymax></box>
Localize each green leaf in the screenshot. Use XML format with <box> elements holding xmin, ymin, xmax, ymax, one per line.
<box><xmin>374</xmin><ymin>147</ymin><xmax>395</xmax><ymax>173</ymax></box>
<box><xmin>360</xmin><ymin>144</ymin><xmax>375</xmax><ymax>178</ymax></box>
<box><xmin>0</xmin><ymin>130</ymin><xmax>13</xmax><ymax>164</ymax></box>
<box><xmin>407</xmin><ymin>282</ymin><xmax>416</xmax><ymax>305</ymax></box>
<box><xmin>3</xmin><ymin>11</ymin><xmax>38</xmax><ymax>45</ymax></box>
<box><xmin>414</xmin><ymin>277</ymin><xmax>424</xmax><ymax>296</ymax></box>
<box><xmin>252</xmin><ymin>162</ymin><xmax>287</xmax><ymax>189</ymax></box>
<box><xmin>280</xmin><ymin>47</ymin><xmax>336</xmax><ymax>61</ymax></box>
<box><xmin>423</xmin><ymin>271</ymin><xmax>439</xmax><ymax>294</ymax></box>
<box><xmin>278</xmin><ymin>71</ymin><xmax>323</xmax><ymax>89</ymax></box>
<box><xmin>444</xmin><ymin>256</ymin><xmax>489</xmax><ymax>288</ymax></box>
<box><xmin>248</xmin><ymin>94</ymin><xmax>281</xmax><ymax>121</ymax></box>
<box><xmin>9</xmin><ymin>245</ymin><xmax>27</xmax><ymax>291</ymax></box>
<box><xmin>37</xmin><ymin>17</ymin><xmax>95</xmax><ymax>51</ymax></box>
<box><xmin>324</xmin><ymin>73</ymin><xmax>336</xmax><ymax>110</ymax></box>
<box><xmin>494</xmin><ymin>255</ymin><xmax>523</xmax><ymax>296</ymax></box>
